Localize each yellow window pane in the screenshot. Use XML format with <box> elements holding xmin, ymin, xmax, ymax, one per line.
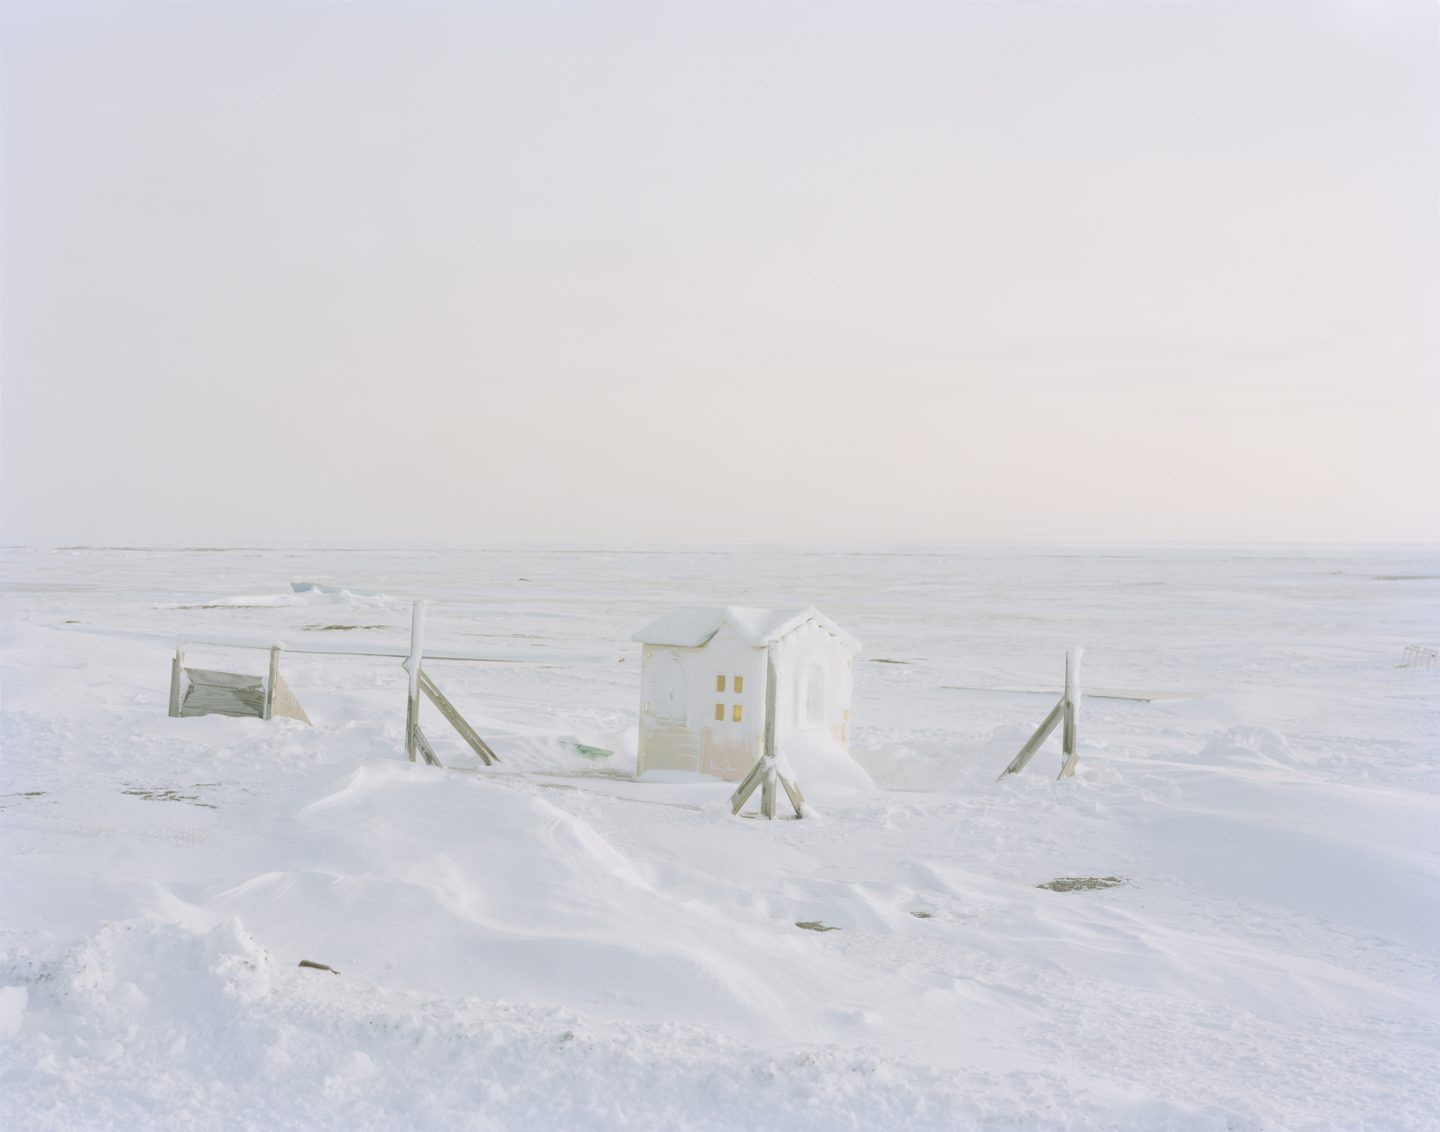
<box><xmin>714</xmin><ymin>703</ymin><xmax>725</xmax><ymax>721</ymax></box>
<box><xmin>716</xmin><ymin>675</ymin><xmax>726</xmax><ymax>692</ymax></box>
<box><xmin>734</xmin><ymin>675</ymin><xmax>744</xmax><ymax>694</ymax></box>
<box><xmin>732</xmin><ymin>704</ymin><xmax>743</xmax><ymax>723</ymax></box>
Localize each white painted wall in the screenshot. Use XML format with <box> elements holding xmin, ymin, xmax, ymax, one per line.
<box><xmin>772</xmin><ymin>621</ymin><xmax>854</xmax><ymax>750</ymax></box>
<box><xmin>636</xmin><ymin>619</ymin><xmax>855</xmax><ymax>781</ymax></box>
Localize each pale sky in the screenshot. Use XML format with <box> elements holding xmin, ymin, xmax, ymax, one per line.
<box><xmin>2</xmin><ymin>1</ymin><xmax>1436</xmax><ymax>543</ymax></box>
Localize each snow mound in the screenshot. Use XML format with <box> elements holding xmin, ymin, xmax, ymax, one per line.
<box><xmin>780</xmin><ymin>732</ymin><xmax>875</xmax><ymax>793</ymax></box>
<box><xmin>0</xmin><ymin>987</ymin><xmax>27</xmax><ymax>1040</ymax></box>
<box><xmin>1194</xmin><ymin>726</ymin><xmax>1309</xmax><ymax>768</ymax></box>
<box><xmin>64</xmin><ymin>917</ymin><xmax>275</xmax><ymax>1017</ymax></box>
<box><xmin>218</xmin><ymin>764</ymin><xmax>821</xmax><ymax>1035</ymax></box>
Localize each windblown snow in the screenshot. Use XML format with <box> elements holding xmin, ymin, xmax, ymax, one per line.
<box><xmin>1</xmin><ymin>543</ymin><xmax>1436</xmax><ymax>1130</ymax></box>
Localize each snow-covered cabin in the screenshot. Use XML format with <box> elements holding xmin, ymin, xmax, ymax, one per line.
<box><xmin>632</xmin><ymin>606</ymin><xmax>861</xmax><ymax>781</ymax></box>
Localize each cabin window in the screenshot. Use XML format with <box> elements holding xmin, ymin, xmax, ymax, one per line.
<box><xmin>716</xmin><ymin>674</ymin><xmax>726</xmax><ymax>692</ymax></box>
<box><xmin>733</xmin><ymin>675</ymin><xmax>744</xmax><ymax>694</ymax></box>
<box><xmin>714</xmin><ymin>703</ymin><xmax>725</xmax><ymax>721</ymax></box>
<box><xmin>732</xmin><ymin>704</ymin><xmax>743</xmax><ymax>723</ymax></box>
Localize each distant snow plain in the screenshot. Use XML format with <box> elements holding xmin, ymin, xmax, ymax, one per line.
<box><xmin>1</xmin><ymin>542</ymin><xmax>1436</xmax><ymax>1130</ymax></box>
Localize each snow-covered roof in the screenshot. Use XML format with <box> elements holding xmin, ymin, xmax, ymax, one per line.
<box><xmin>631</xmin><ymin>605</ymin><xmax>861</xmax><ymax>653</ymax></box>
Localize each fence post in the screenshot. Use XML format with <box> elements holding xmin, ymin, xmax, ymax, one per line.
<box><xmin>168</xmin><ymin>644</ymin><xmax>186</xmax><ymax>718</ymax></box>
<box><xmin>264</xmin><ymin>646</ymin><xmax>282</xmax><ymax>721</ymax></box>
<box><xmin>403</xmin><ymin>600</ymin><xmax>427</xmax><ymax>762</ymax></box>
<box><xmin>1058</xmin><ymin>647</ymin><xmax>1082</xmax><ymax>779</ymax></box>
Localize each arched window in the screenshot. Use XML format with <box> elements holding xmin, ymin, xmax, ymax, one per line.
<box><xmin>654</xmin><ymin>656</ymin><xmax>687</xmax><ymax>721</ymax></box>
<box><xmin>802</xmin><ymin>665</ymin><xmax>825</xmax><ymax>728</ymax></box>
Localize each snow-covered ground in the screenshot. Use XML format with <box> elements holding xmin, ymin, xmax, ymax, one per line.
<box><xmin>2</xmin><ymin>542</ymin><xmax>1436</xmax><ymax>1130</ymax></box>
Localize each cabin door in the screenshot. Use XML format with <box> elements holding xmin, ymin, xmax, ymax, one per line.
<box><xmin>652</xmin><ymin>656</ymin><xmax>687</xmax><ymax>721</ymax></box>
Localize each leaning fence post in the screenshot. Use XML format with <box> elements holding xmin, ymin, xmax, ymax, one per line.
<box><xmin>997</xmin><ymin>699</ymin><xmax>1062</xmax><ymax>780</ymax></box>
<box><xmin>402</xmin><ymin>600</ymin><xmax>427</xmax><ymax>762</ymax></box>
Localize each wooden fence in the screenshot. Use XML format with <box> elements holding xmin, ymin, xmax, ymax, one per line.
<box><xmin>167</xmin><ymin>601</ymin><xmax>500</xmax><ymax>768</ymax></box>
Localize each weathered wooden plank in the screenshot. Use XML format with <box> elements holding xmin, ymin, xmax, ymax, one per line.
<box><xmin>729</xmin><ymin>755</ymin><xmax>769</xmax><ymax>814</ymax></box>
<box><xmin>754</xmin><ymin>646</ymin><xmax>782</xmax><ymax>819</ymax></box>
<box><xmin>263</xmin><ymin>646</ymin><xmax>281</xmax><ymax>721</ymax></box>
<box><xmin>183</xmin><ymin>680</ymin><xmax>264</xmax><ymax>700</ymax></box>
<box><xmin>180</xmin><ymin>681</ymin><xmax>266</xmax><ymax>718</ymax></box>
<box><xmin>184</xmin><ymin>668</ymin><xmax>264</xmax><ymax>691</ymax></box>
<box><xmin>1058</xmin><ymin>706</ymin><xmax>1079</xmax><ymax>779</ymax></box>
<box><xmin>181</xmin><ymin>683</ymin><xmax>265</xmax><ymax>710</ymax></box>
<box><xmin>168</xmin><ymin>646</ymin><xmax>186</xmax><ymax>718</ymax></box>
<box><xmin>412</xmin><ymin>723</ymin><xmax>442</xmax><ymax>767</ymax></box>
<box><xmin>267</xmin><ymin>669</ymin><xmax>311</xmax><ymax>725</ymax></box>
<box><xmin>403</xmin><ymin>601</ymin><xmax>426</xmax><ymax>763</ymax></box>
<box><xmin>760</xmin><ymin>766</ymin><xmax>777</xmax><ymax>819</ymax></box>
<box><xmin>763</xmin><ymin>648</ymin><xmax>778</xmax><ymax>760</ymax></box>
<box><xmin>777</xmin><ymin>770</ymin><xmax>806</xmax><ymax>817</ymax></box>
<box><xmin>180</xmin><ymin>705</ymin><xmax>261</xmax><ymax>719</ymax></box>
<box><xmin>1058</xmin><ymin>648</ymin><xmax>1081</xmax><ymax>779</ymax></box>
<box><xmin>419</xmin><ymin>670</ymin><xmax>498</xmax><ymax>765</ymax></box>
<box><xmin>997</xmin><ymin>698</ymin><xmax>1063</xmax><ymax>780</ymax></box>
<box><xmin>1061</xmin><ymin>649</ymin><xmax>1079</xmax><ymax>753</ymax></box>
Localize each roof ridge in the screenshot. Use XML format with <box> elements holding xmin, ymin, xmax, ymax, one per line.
<box><xmin>632</xmin><ymin>604</ymin><xmax>860</xmax><ymax>652</ymax></box>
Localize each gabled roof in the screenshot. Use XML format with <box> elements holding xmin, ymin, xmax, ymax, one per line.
<box><xmin>631</xmin><ymin>605</ymin><xmax>861</xmax><ymax>653</ymax></box>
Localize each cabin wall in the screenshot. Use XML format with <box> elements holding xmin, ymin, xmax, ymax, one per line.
<box><xmin>692</xmin><ymin>628</ymin><xmax>766</xmax><ymax>780</ymax></box>
<box><xmin>637</xmin><ymin>644</ymin><xmax>700</xmax><ymax>774</ymax></box>
<box><xmin>772</xmin><ymin>623</ymin><xmax>855</xmax><ymax>750</ymax></box>
<box><xmin>636</xmin><ymin>635</ymin><xmax>766</xmax><ymax>779</ymax></box>
<box><xmin>636</xmin><ymin>718</ymin><xmax>701</xmax><ymax>773</ymax></box>
<box><xmin>636</xmin><ymin>620</ymin><xmax>857</xmax><ymax>779</ymax></box>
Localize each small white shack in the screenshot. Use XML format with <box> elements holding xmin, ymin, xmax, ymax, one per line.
<box><xmin>632</xmin><ymin>606</ymin><xmax>861</xmax><ymax>781</ymax></box>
